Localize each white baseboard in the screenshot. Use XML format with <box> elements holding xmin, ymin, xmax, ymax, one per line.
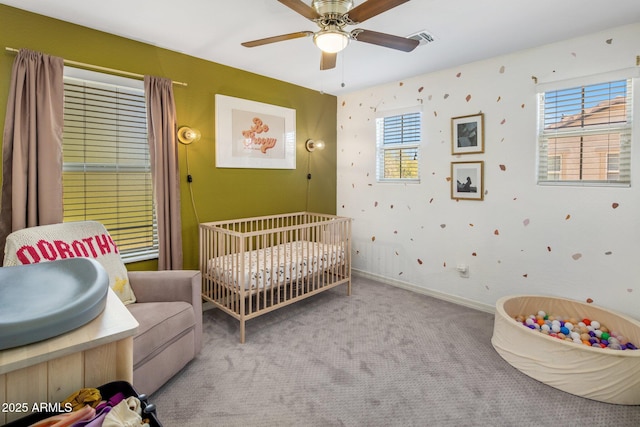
<box><xmin>352</xmin><ymin>268</ymin><xmax>495</xmax><ymax>314</ymax></box>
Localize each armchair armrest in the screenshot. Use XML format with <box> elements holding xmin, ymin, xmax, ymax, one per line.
<box><xmin>127</xmin><ymin>270</ymin><xmax>201</xmax><ymax>308</ymax></box>
<box><xmin>127</xmin><ymin>270</ymin><xmax>202</xmax><ymax>355</ymax></box>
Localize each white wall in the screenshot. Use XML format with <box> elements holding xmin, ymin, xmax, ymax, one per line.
<box><xmin>337</xmin><ymin>23</ymin><xmax>640</xmax><ymax>318</ymax></box>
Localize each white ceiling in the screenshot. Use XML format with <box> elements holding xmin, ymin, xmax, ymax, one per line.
<box><xmin>3</xmin><ymin>0</ymin><xmax>640</xmax><ymax>95</ymax></box>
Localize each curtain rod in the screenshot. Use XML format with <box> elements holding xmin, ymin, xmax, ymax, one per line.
<box><xmin>5</xmin><ymin>47</ymin><xmax>187</xmax><ymax>87</ymax></box>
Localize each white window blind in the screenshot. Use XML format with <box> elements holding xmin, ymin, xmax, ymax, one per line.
<box><xmin>62</xmin><ymin>69</ymin><xmax>158</xmax><ymax>262</ymax></box>
<box><xmin>376</xmin><ymin>111</ymin><xmax>421</xmax><ymax>182</ymax></box>
<box><xmin>537</xmin><ymin>78</ymin><xmax>632</xmax><ymax>186</ymax></box>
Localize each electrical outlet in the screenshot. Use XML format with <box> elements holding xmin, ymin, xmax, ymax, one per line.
<box><xmin>456</xmin><ymin>264</ymin><xmax>469</xmax><ymax>278</ymax></box>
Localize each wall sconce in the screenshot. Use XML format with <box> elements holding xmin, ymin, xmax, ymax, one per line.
<box><xmin>177</xmin><ymin>126</ymin><xmax>201</xmax><ymax>145</ymax></box>
<box><xmin>305</xmin><ymin>139</ymin><xmax>325</xmax><ymax>152</ymax></box>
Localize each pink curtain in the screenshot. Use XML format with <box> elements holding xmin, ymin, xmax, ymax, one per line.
<box><xmin>144</xmin><ymin>76</ymin><xmax>183</xmax><ymax>270</ymax></box>
<box><xmin>0</xmin><ymin>49</ymin><xmax>64</xmax><ymax>257</ymax></box>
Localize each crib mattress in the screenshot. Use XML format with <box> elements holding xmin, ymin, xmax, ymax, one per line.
<box><xmin>207</xmin><ymin>240</ymin><xmax>343</xmax><ymax>290</ymax></box>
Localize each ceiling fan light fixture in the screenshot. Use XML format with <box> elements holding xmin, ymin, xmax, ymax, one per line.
<box><xmin>313</xmin><ymin>28</ymin><xmax>350</xmax><ymax>53</ymax></box>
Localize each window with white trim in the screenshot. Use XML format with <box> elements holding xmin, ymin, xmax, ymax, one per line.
<box><xmin>62</xmin><ymin>68</ymin><xmax>158</xmax><ymax>263</ymax></box>
<box><xmin>537</xmin><ymin>78</ymin><xmax>632</xmax><ymax>185</ymax></box>
<box><xmin>376</xmin><ymin>110</ymin><xmax>421</xmax><ymax>182</ymax></box>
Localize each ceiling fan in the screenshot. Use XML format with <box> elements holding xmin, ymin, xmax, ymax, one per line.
<box><xmin>242</xmin><ymin>0</ymin><xmax>419</xmax><ymax>70</ymax></box>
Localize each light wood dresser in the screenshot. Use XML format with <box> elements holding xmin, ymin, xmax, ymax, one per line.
<box><xmin>0</xmin><ymin>289</ymin><xmax>138</xmax><ymax>424</ymax></box>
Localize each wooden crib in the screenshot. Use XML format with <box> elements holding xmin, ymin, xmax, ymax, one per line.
<box><xmin>200</xmin><ymin>212</ymin><xmax>351</xmax><ymax>343</ymax></box>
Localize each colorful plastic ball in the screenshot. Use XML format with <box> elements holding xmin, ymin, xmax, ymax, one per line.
<box><xmin>517</xmin><ymin>310</ymin><xmax>639</xmax><ymax>351</ymax></box>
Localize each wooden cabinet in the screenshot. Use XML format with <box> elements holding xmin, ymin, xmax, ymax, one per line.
<box><xmin>0</xmin><ymin>289</ymin><xmax>138</xmax><ymax>424</ymax></box>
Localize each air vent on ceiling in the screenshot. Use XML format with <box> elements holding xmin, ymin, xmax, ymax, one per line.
<box><xmin>408</xmin><ymin>30</ymin><xmax>436</xmax><ymax>47</ymax></box>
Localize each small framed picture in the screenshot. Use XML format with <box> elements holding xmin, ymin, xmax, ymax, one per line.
<box><xmin>451</xmin><ymin>113</ymin><xmax>484</xmax><ymax>155</ymax></box>
<box><xmin>451</xmin><ymin>161</ymin><xmax>484</xmax><ymax>200</ymax></box>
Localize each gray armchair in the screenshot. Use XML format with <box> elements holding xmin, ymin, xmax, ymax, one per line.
<box><xmin>3</xmin><ymin>221</ymin><xmax>202</xmax><ymax>395</ymax></box>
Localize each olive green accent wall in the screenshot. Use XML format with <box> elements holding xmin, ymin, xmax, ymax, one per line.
<box><xmin>0</xmin><ymin>5</ymin><xmax>337</xmax><ymax>270</ymax></box>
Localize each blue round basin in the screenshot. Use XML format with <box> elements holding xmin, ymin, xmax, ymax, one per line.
<box><xmin>0</xmin><ymin>258</ymin><xmax>109</xmax><ymax>350</ymax></box>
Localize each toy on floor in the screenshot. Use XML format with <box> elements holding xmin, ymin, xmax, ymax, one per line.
<box><xmin>515</xmin><ymin>311</ymin><xmax>639</xmax><ymax>350</ymax></box>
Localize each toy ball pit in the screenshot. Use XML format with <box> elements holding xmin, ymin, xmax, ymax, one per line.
<box><xmin>492</xmin><ymin>295</ymin><xmax>640</xmax><ymax>405</ymax></box>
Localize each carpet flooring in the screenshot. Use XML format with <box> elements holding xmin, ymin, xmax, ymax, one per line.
<box><xmin>150</xmin><ymin>275</ymin><xmax>640</xmax><ymax>426</ymax></box>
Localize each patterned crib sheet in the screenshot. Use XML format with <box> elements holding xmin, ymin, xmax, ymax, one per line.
<box><xmin>207</xmin><ymin>240</ymin><xmax>343</xmax><ymax>290</ymax></box>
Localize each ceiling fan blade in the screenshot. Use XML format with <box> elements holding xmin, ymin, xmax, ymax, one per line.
<box><xmin>277</xmin><ymin>0</ymin><xmax>321</xmax><ymax>20</ymax></box>
<box><xmin>348</xmin><ymin>0</ymin><xmax>411</xmax><ymax>24</ymax></box>
<box><xmin>242</xmin><ymin>31</ymin><xmax>313</xmax><ymax>47</ymax></box>
<box><xmin>352</xmin><ymin>29</ymin><xmax>419</xmax><ymax>52</ymax></box>
<box><xmin>320</xmin><ymin>51</ymin><xmax>337</xmax><ymax>70</ymax></box>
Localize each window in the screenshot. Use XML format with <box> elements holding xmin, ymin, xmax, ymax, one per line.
<box><xmin>537</xmin><ymin>78</ymin><xmax>632</xmax><ymax>185</ymax></box>
<box><xmin>376</xmin><ymin>110</ymin><xmax>421</xmax><ymax>181</ymax></box>
<box><xmin>62</xmin><ymin>68</ymin><xmax>158</xmax><ymax>263</ymax></box>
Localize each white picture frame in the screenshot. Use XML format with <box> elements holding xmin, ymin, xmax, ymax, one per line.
<box><xmin>215</xmin><ymin>94</ymin><xmax>296</xmax><ymax>169</ymax></box>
